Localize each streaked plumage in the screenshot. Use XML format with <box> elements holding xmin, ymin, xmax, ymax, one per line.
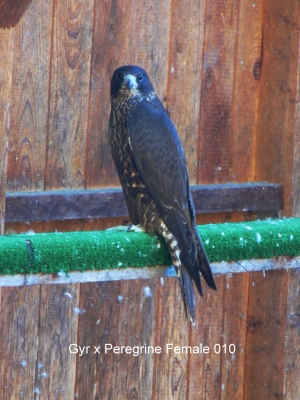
<box><xmin>109</xmin><ymin>65</ymin><xmax>216</xmax><ymax>323</ymax></box>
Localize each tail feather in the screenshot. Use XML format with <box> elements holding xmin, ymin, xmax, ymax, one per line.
<box><xmin>159</xmin><ymin>220</ymin><xmax>216</xmax><ymax>324</ymax></box>
<box><xmin>179</xmin><ymin>267</ymin><xmax>197</xmax><ymax>325</ymax></box>
<box><xmin>193</xmin><ymin>224</ymin><xmax>216</xmax><ymax>291</ymax></box>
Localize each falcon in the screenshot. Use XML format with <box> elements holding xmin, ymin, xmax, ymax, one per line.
<box><xmin>109</xmin><ymin>65</ymin><xmax>216</xmax><ymax>324</ymax></box>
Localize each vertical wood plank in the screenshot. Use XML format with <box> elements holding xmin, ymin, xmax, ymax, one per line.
<box><xmin>46</xmin><ymin>0</ymin><xmax>94</xmax><ymax>190</ymax></box>
<box><xmin>0</xmin><ymin>286</ymin><xmax>39</xmax><ymax>399</ymax></box>
<box><xmin>187</xmin><ymin>276</ymin><xmax>224</xmax><ymax>400</ymax></box>
<box><xmin>85</xmin><ymin>0</ymin><xmax>172</xmax><ymax>188</ymax></box>
<box><xmin>0</xmin><ymin>28</ymin><xmax>13</xmax><ymax>234</ymax></box>
<box><xmin>114</xmin><ymin>279</ymin><xmax>157</xmax><ymax>400</ymax></box>
<box><xmin>283</xmin><ymin>268</ymin><xmax>300</xmax><ymax>399</ymax></box>
<box><xmin>220</xmin><ymin>273</ymin><xmax>249</xmax><ymax>400</ymax></box>
<box><xmin>6</xmin><ymin>0</ymin><xmax>53</xmax><ymax>192</ymax></box>
<box><xmin>153</xmin><ymin>278</ymin><xmax>189</xmax><ymax>400</ymax></box>
<box><xmin>197</xmin><ymin>0</ymin><xmax>239</xmax><ymax>184</ymax></box>
<box><xmin>292</xmin><ymin>35</ymin><xmax>300</xmax><ymax>217</ymax></box>
<box><xmin>75</xmin><ymin>281</ymin><xmax>121</xmax><ymax>399</ymax></box>
<box><xmin>167</xmin><ymin>0</ymin><xmax>206</xmax><ymax>184</ymax></box>
<box><xmin>37</xmin><ymin>283</ymin><xmax>79</xmax><ymax>398</ymax></box>
<box><xmin>254</xmin><ymin>0</ymin><xmax>300</xmax><ymax>216</ymax></box>
<box><xmin>244</xmin><ymin>269</ymin><xmax>288</xmax><ymax>399</ymax></box>
<box><xmin>76</xmin><ymin>278</ymin><xmax>157</xmax><ymax>399</ymax></box>
<box><xmin>230</xmin><ymin>0</ymin><xmax>263</xmax><ymax>182</ymax></box>
<box><xmin>0</xmin><ymin>136</ymin><xmax>8</xmax><ymax>236</ymax></box>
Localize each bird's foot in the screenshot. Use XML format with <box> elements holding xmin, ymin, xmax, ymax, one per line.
<box><xmin>127</xmin><ymin>224</ymin><xmax>146</xmax><ymax>233</ymax></box>
<box><xmin>106</xmin><ymin>226</ymin><xmax>128</xmax><ymax>232</ymax></box>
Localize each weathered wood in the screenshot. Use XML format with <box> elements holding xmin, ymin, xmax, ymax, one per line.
<box><xmin>0</xmin><ymin>0</ymin><xmax>33</xmax><ymax>28</ymax></box>
<box><xmin>244</xmin><ymin>269</ymin><xmax>288</xmax><ymax>399</ymax></box>
<box><xmin>43</xmin><ymin>0</ymin><xmax>95</xmax><ymax>236</ymax></box>
<box><xmin>76</xmin><ymin>279</ymin><xmax>157</xmax><ymax>399</ymax></box>
<box><xmin>6</xmin><ymin>0</ymin><xmax>53</xmax><ymax>192</ymax></box>
<box><xmin>0</xmin><ymin>261</ymin><xmax>298</xmax><ymax>398</ymax></box>
<box><xmin>167</xmin><ymin>0</ymin><xmax>206</xmax><ymax>184</ymax></box>
<box><xmin>292</xmin><ymin>43</ymin><xmax>300</xmax><ymax>217</ymax></box>
<box><xmin>114</xmin><ymin>279</ymin><xmax>157</xmax><ymax>399</ymax></box>
<box><xmin>198</xmin><ymin>0</ymin><xmax>238</xmax><ymax>184</ymax></box>
<box><xmin>75</xmin><ymin>281</ymin><xmax>121</xmax><ymax>399</ymax></box>
<box><xmin>220</xmin><ymin>273</ymin><xmax>249</xmax><ymax>399</ymax></box>
<box><xmin>254</xmin><ymin>0</ymin><xmax>300</xmax><ymax>216</ymax></box>
<box><xmin>4</xmin><ymin>216</ymin><xmax>130</xmax><ymax>235</ymax></box>
<box><xmin>283</xmin><ymin>269</ymin><xmax>300</xmax><ymax>398</ymax></box>
<box><xmin>45</xmin><ymin>0</ymin><xmax>93</xmax><ymax>190</ymax></box>
<box><xmin>153</xmin><ymin>278</ymin><xmax>189</xmax><ymax>399</ymax></box>
<box><xmin>0</xmin><ymin>258</ymin><xmax>299</xmax><ymax>287</ymax></box>
<box><xmin>85</xmin><ymin>0</ymin><xmax>171</xmax><ymax>188</ymax></box>
<box><xmin>0</xmin><ymin>285</ymin><xmax>39</xmax><ymax>398</ymax></box>
<box><xmin>230</xmin><ymin>0</ymin><xmax>263</xmax><ymax>181</ymax></box>
<box><xmin>0</xmin><ymin>138</ymin><xmax>8</xmax><ymax>235</ymax></box>
<box><xmin>0</xmin><ymin>28</ymin><xmax>12</xmax><ymax>234</ymax></box>
<box><xmin>4</xmin><ymin>183</ymin><xmax>283</xmax><ymax>222</ymax></box>
<box><xmin>37</xmin><ymin>283</ymin><xmax>79</xmax><ymax>398</ymax></box>
<box><xmin>188</xmin><ymin>276</ymin><xmax>224</xmax><ymax>400</ymax></box>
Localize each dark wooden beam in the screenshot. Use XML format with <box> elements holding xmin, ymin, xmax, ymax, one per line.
<box><xmin>5</xmin><ymin>183</ymin><xmax>283</xmax><ymax>223</ymax></box>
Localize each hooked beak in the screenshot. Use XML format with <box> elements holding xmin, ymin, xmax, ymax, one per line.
<box><xmin>126</xmin><ymin>77</ymin><xmax>134</xmax><ymax>91</ymax></box>
<box><xmin>124</xmin><ymin>74</ymin><xmax>138</xmax><ymax>92</ymax></box>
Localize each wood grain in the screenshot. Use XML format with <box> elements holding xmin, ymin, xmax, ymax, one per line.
<box><xmin>76</xmin><ymin>278</ymin><xmax>157</xmax><ymax>399</ymax></box>
<box><xmin>6</xmin><ymin>0</ymin><xmax>53</xmax><ymax>192</ymax></box>
<box><xmin>37</xmin><ymin>283</ymin><xmax>79</xmax><ymax>398</ymax></box>
<box><xmin>167</xmin><ymin>0</ymin><xmax>206</xmax><ymax>183</ymax></box>
<box><xmin>198</xmin><ymin>0</ymin><xmax>239</xmax><ymax>184</ymax></box>
<box><xmin>0</xmin><ymin>28</ymin><xmax>13</xmax><ymax>234</ymax></box>
<box><xmin>114</xmin><ymin>279</ymin><xmax>157</xmax><ymax>400</ymax></box>
<box><xmin>230</xmin><ymin>0</ymin><xmax>263</xmax><ymax>181</ymax></box>
<box><xmin>0</xmin><ymin>0</ymin><xmax>33</xmax><ymax>28</ymax></box>
<box><xmin>0</xmin><ymin>137</ymin><xmax>8</xmax><ymax>235</ymax></box>
<box><xmin>188</xmin><ymin>276</ymin><xmax>224</xmax><ymax>400</ymax></box>
<box><xmin>4</xmin><ymin>183</ymin><xmax>283</xmax><ymax>223</ymax></box>
<box><xmin>0</xmin><ymin>286</ymin><xmax>39</xmax><ymax>399</ymax></box>
<box><xmin>0</xmin><ymin>267</ymin><xmax>297</xmax><ymax>398</ymax></box>
<box><xmin>254</xmin><ymin>0</ymin><xmax>300</xmax><ymax>216</ymax></box>
<box><xmin>153</xmin><ymin>278</ymin><xmax>189</xmax><ymax>400</ymax></box>
<box><xmin>85</xmin><ymin>0</ymin><xmax>172</xmax><ymax>188</ymax></box>
<box><xmin>75</xmin><ymin>281</ymin><xmax>121</xmax><ymax>399</ymax></box>
<box><xmin>46</xmin><ymin>0</ymin><xmax>94</xmax><ymax>190</ymax></box>
<box><xmin>244</xmin><ymin>269</ymin><xmax>288</xmax><ymax>399</ymax></box>
<box><xmin>283</xmin><ymin>269</ymin><xmax>300</xmax><ymax>399</ymax></box>
<box><xmin>292</xmin><ymin>36</ymin><xmax>300</xmax><ymax>217</ymax></box>
<box><xmin>4</xmin><ymin>216</ymin><xmax>130</xmax><ymax>235</ymax></box>
<box><xmin>220</xmin><ymin>272</ymin><xmax>249</xmax><ymax>399</ymax></box>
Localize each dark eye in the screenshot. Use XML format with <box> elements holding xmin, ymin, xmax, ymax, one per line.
<box><xmin>116</xmin><ymin>72</ymin><xmax>123</xmax><ymax>80</ymax></box>
<box><xmin>137</xmin><ymin>74</ymin><xmax>144</xmax><ymax>82</ymax></box>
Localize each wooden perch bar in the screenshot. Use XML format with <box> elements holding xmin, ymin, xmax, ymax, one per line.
<box><xmin>5</xmin><ymin>182</ymin><xmax>283</xmax><ymax>223</ymax></box>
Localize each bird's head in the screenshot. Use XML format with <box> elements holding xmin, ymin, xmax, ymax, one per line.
<box><xmin>110</xmin><ymin>65</ymin><xmax>155</xmax><ymax>102</ymax></box>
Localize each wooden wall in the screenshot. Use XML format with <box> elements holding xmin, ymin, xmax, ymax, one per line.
<box><xmin>0</xmin><ymin>0</ymin><xmax>300</xmax><ymax>234</ymax></box>
<box><xmin>0</xmin><ymin>265</ymin><xmax>299</xmax><ymax>399</ymax></box>
<box><xmin>1</xmin><ymin>2</ymin><xmax>300</xmax><ymax>399</ymax></box>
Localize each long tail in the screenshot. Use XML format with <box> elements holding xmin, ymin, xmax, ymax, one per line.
<box><xmin>160</xmin><ymin>221</ymin><xmax>216</xmax><ymax>324</ymax></box>
<box><xmin>193</xmin><ymin>223</ymin><xmax>216</xmax><ymax>291</ymax></box>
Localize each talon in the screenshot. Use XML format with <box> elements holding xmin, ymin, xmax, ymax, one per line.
<box><xmin>127</xmin><ymin>224</ymin><xmax>145</xmax><ymax>233</ymax></box>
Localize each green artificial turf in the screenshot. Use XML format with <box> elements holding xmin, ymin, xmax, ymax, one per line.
<box><xmin>0</xmin><ymin>218</ymin><xmax>300</xmax><ymax>275</ymax></box>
